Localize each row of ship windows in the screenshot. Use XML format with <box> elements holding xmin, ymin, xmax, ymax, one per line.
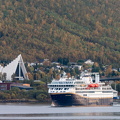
<box><xmin>51</xmin><ymin>81</ymin><xmax>84</xmax><ymax>84</ymax></box>
<box><xmin>48</xmin><ymin>85</ymin><xmax>74</xmax><ymax>87</ymax></box>
<box><xmin>102</xmin><ymin>88</ymin><xmax>112</xmax><ymax>90</ymax></box>
<box><xmin>49</xmin><ymin>85</ymin><xmax>87</xmax><ymax>88</ymax></box>
<box><xmin>75</xmin><ymin>85</ymin><xmax>87</xmax><ymax>87</ymax></box>
<box><xmin>75</xmin><ymin>88</ymin><xmax>96</xmax><ymax>90</ymax></box>
<box><xmin>75</xmin><ymin>88</ymin><xmax>111</xmax><ymax>90</ymax></box>
<box><xmin>52</xmin><ymin>82</ymin><xmax>74</xmax><ymax>84</ymax></box>
<box><xmin>102</xmin><ymin>91</ymin><xmax>113</xmax><ymax>93</ymax></box>
<box><xmin>76</xmin><ymin>91</ymin><xmax>113</xmax><ymax>93</ymax></box>
<box><xmin>76</xmin><ymin>91</ymin><xmax>95</xmax><ymax>93</ymax></box>
<box><xmin>50</xmin><ymin>88</ymin><xmax>69</xmax><ymax>90</ymax></box>
<box><xmin>50</xmin><ymin>91</ymin><xmax>66</xmax><ymax>93</ymax></box>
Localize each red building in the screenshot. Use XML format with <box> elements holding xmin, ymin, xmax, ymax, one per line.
<box><xmin>0</xmin><ymin>83</ymin><xmax>12</xmax><ymax>90</ymax></box>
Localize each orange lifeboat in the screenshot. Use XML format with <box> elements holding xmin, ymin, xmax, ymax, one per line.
<box><xmin>88</xmin><ymin>84</ymin><xmax>95</xmax><ymax>87</ymax></box>
<box><xmin>88</xmin><ymin>84</ymin><xmax>99</xmax><ymax>87</ymax></box>
<box><xmin>94</xmin><ymin>84</ymin><xmax>99</xmax><ymax>87</ymax></box>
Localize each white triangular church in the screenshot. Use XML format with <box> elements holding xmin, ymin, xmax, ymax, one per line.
<box><xmin>1</xmin><ymin>54</ymin><xmax>29</xmax><ymax>81</ymax></box>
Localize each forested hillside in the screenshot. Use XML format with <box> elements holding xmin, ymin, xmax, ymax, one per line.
<box><xmin>0</xmin><ymin>0</ymin><xmax>120</xmax><ymax>67</ymax></box>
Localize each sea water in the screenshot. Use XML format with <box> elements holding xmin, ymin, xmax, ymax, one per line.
<box><xmin>0</xmin><ymin>103</ymin><xmax>120</xmax><ymax>120</ymax></box>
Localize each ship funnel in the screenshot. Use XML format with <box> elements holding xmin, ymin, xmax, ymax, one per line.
<box><xmin>95</xmin><ymin>74</ymin><xmax>100</xmax><ymax>83</ymax></box>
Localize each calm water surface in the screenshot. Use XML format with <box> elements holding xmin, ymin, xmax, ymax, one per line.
<box><xmin>0</xmin><ymin>103</ymin><xmax>120</xmax><ymax>120</ymax></box>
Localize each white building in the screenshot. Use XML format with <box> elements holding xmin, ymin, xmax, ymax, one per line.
<box><xmin>0</xmin><ymin>54</ymin><xmax>29</xmax><ymax>81</ymax></box>
<box><xmin>84</xmin><ymin>59</ymin><xmax>94</xmax><ymax>65</ymax></box>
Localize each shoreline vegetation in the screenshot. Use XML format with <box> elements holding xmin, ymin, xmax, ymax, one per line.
<box><xmin>0</xmin><ymin>99</ymin><xmax>37</xmax><ymax>103</ymax></box>
<box><xmin>0</xmin><ymin>99</ymin><xmax>51</xmax><ymax>103</ymax></box>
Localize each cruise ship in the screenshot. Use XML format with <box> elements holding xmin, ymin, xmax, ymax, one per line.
<box><xmin>48</xmin><ymin>72</ymin><xmax>118</xmax><ymax>106</ymax></box>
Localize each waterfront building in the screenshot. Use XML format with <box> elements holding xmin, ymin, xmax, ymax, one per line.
<box><xmin>0</xmin><ymin>83</ymin><xmax>12</xmax><ymax>90</ymax></box>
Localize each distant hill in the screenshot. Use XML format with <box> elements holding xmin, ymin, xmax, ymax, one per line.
<box><xmin>0</xmin><ymin>0</ymin><xmax>120</xmax><ymax>67</ymax></box>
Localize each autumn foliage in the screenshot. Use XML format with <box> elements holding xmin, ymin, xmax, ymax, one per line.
<box><xmin>0</xmin><ymin>0</ymin><xmax>120</xmax><ymax>67</ymax></box>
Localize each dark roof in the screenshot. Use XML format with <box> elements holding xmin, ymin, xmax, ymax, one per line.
<box><xmin>11</xmin><ymin>85</ymin><xmax>33</xmax><ymax>90</ymax></box>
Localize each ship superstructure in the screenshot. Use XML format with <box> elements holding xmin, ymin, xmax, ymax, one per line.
<box><xmin>48</xmin><ymin>72</ymin><xmax>117</xmax><ymax>106</ymax></box>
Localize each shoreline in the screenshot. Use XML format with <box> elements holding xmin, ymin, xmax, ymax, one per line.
<box><xmin>0</xmin><ymin>99</ymin><xmax>119</xmax><ymax>104</ymax></box>
<box><xmin>0</xmin><ymin>99</ymin><xmax>51</xmax><ymax>103</ymax></box>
